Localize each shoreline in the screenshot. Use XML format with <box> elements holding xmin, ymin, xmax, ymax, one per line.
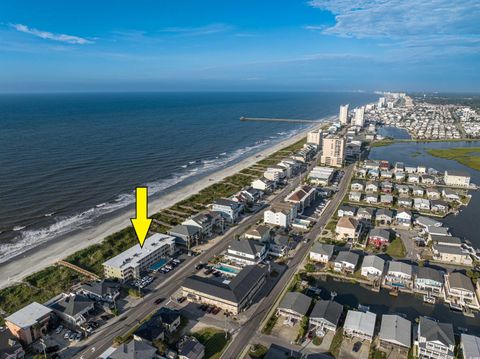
<box><xmin>0</xmin><ymin>118</ymin><xmax>331</xmax><ymax>289</ymax></box>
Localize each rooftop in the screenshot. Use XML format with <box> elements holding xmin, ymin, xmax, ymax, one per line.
<box><xmin>310</xmin><ymin>300</ymin><xmax>343</xmax><ymax>326</ymax></box>
<box><xmin>278</xmin><ymin>292</ymin><xmax>312</xmax><ymax>316</ymax></box>
<box><xmin>379</xmin><ymin>314</ymin><xmax>411</xmax><ymax>348</ymax></box>
<box><xmin>5</xmin><ymin>302</ymin><xmax>52</xmax><ymax>328</ymax></box>
<box><xmin>344</xmin><ymin>310</ymin><xmax>376</xmax><ymax>337</ymax></box>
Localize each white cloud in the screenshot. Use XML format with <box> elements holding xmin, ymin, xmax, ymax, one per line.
<box><xmin>11</xmin><ymin>23</ymin><xmax>93</xmax><ymax>44</ymax></box>
<box><xmin>159</xmin><ymin>23</ymin><xmax>232</xmax><ymax>36</ymax></box>
<box><xmin>307</xmin><ymin>0</ymin><xmax>480</xmax><ymax>39</ymax></box>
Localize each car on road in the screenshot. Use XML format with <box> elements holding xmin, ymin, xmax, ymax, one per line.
<box><xmin>154</xmin><ymin>297</ymin><xmax>164</xmax><ymax>304</ymax></box>
<box><xmin>195</xmin><ymin>263</ymin><xmax>204</xmax><ymax>270</ymax></box>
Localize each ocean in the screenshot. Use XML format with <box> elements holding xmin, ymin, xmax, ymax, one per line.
<box><xmin>0</xmin><ymin>92</ymin><xmax>378</xmax><ymax>263</ymax></box>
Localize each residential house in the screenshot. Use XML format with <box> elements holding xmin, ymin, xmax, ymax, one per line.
<box><xmin>416</xmin><ymin>317</ymin><xmax>455</xmax><ymax>359</ymax></box>
<box><xmin>264</xmin><ymin>165</ymin><xmax>286</xmax><ymax>183</ymax></box>
<box><xmin>310</xmin><ymin>300</ymin><xmax>343</xmax><ymax>333</ymax></box>
<box><xmin>361</xmin><ymin>255</ymin><xmax>385</xmax><ymax>279</ymax></box>
<box><xmin>343</xmin><ymin>310</ymin><xmax>377</xmax><ymax>342</ymax></box>
<box><xmin>444</xmin><ymin>170</ymin><xmax>471</xmax><ymax>187</ymax></box>
<box><xmin>461</xmin><ymin>334</ymin><xmax>480</xmax><ymax>359</ymax></box>
<box><xmin>264</xmin><ymin>203</ymin><xmax>297</xmax><ymax>228</ymax></box>
<box><xmin>380</xmin><ymin>170</ymin><xmax>393</xmax><ymax>179</ymax></box>
<box><xmin>337</xmin><ymin>205</ymin><xmax>357</xmax><ymax>217</ymax></box>
<box><xmin>415</xmin><ymin>216</ymin><xmax>442</xmax><ymax>229</ymax></box>
<box><xmin>417</xmin><ymin>165</ymin><xmax>427</xmax><ymax>174</ymax></box>
<box><xmin>277</xmin><ymin>292</ymin><xmax>312</xmax><ymax>322</ymax></box>
<box><xmin>395</xmin><ymin>171</ymin><xmax>406</xmax><ymax>181</ymax></box>
<box><xmin>251</xmin><ymin>177</ymin><xmax>275</xmax><ymax>193</ymax></box>
<box><xmin>379</xmin><ymin>160</ymin><xmax>390</xmax><ymax>171</ymax></box>
<box><xmin>335</xmin><ymin>217</ymin><xmax>362</xmax><ymax>240</ymax></box>
<box><xmin>384</xmin><ymin>261</ymin><xmax>413</xmax><ymax>289</ymax></box>
<box><xmin>375</xmin><ymin>208</ymin><xmax>393</xmax><ymax>225</ymax></box>
<box><xmin>426</xmin><ymin>188</ymin><xmax>441</xmax><ymax>200</ymax></box>
<box><xmin>333</xmin><ymin>251</ymin><xmax>360</xmax><ymax>274</ymax></box>
<box><xmin>48</xmin><ymin>293</ymin><xmax>94</xmax><ymax>327</ymax></box>
<box><xmin>379</xmin><ymin>315</ymin><xmax>411</xmax><ymax>353</ymax></box>
<box><xmin>394</xmin><ymin>162</ymin><xmax>404</xmax><ymax>172</ymax></box>
<box><xmin>365</xmin><ymin>193</ymin><xmax>378</xmax><ymax>204</ymax></box>
<box><xmin>397</xmin><ymin>197</ymin><xmax>412</xmax><ymax>208</ymax></box>
<box><xmin>107</xmin><ymin>338</ymin><xmax>157</xmax><ymax>359</ymax></box>
<box><xmin>79</xmin><ymin>280</ymin><xmax>120</xmax><ymax>304</ymax></box>
<box><xmin>357</xmin><ymin>207</ymin><xmax>374</xmax><ymax>222</ymax></box>
<box><xmin>0</xmin><ymin>328</ymin><xmax>25</xmax><ymax>359</ymax></box>
<box><xmin>427</xmin><ymin>227</ymin><xmax>451</xmax><ymax>239</ymax></box>
<box><xmin>396</xmin><ymin>185</ymin><xmax>410</xmax><ymax>196</ymax></box>
<box><xmin>444</xmin><ymin>272</ymin><xmax>480</xmax><ymax>310</ymax></box>
<box><xmin>368</xmin><ymin>228</ymin><xmax>390</xmax><ymax>248</ymax></box>
<box><xmin>310</xmin><ymin>242</ymin><xmax>335</xmax><ymax>264</ymax></box>
<box><xmin>182</xmin><ymin>211</ymin><xmax>225</xmax><ymax>238</ymax></box>
<box><xmin>431</xmin><ymin>236</ymin><xmax>473</xmax><ymax>266</ymax></box>
<box><xmin>414</xmin><ymin>198</ymin><xmax>430</xmax><ymax>211</ymax></box>
<box><xmin>365</xmin><ymin>182</ymin><xmax>379</xmax><ymax>193</ymax></box>
<box><xmin>285</xmin><ymin>185</ymin><xmax>317</xmax><ymax>214</ymax></box>
<box><xmin>178</xmin><ymin>336</ymin><xmax>205</xmax><ymax>359</ymax></box>
<box><xmin>364</xmin><ymin>160</ymin><xmax>380</xmax><ymax>170</ymax></box>
<box><xmin>356</xmin><ymin>168</ymin><xmax>367</xmax><ymax>178</ymax></box>
<box><xmin>348</xmin><ymin>191</ymin><xmax>362</xmax><ymax>202</ymax></box>
<box><xmin>380</xmin><ymin>194</ymin><xmax>393</xmax><ymax>205</ymax></box>
<box><xmin>405</xmin><ymin>166</ymin><xmax>417</xmax><ymax>174</ymax></box>
<box><xmin>431</xmin><ymin>200</ymin><xmax>449</xmax><ymax>213</ymax></box>
<box><xmin>5</xmin><ymin>302</ymin><xmax>53</xmax><ymax>345</ymax></box>
<box><xmin>407</xmin><ymin>174</ymin><xmax>420</xmax><ymax>183</ymax></box>
<box><xmin>350</xmin><ymin>181</ymin><xmax>364</xmax><ymax>191</ymax></box>
<box><xmin>396</xmin><ymin>210</ymin><xmax>412</xmax><ymax>226</ymax></box>
<box><xmin>244</xmin><ymin>224</ymin><xmax>271</xmax><ymax>242</ymax></box>
<box><xmin>380</xmin><ymin>181</ymin><xmax>393</xmax><ymax>193</ymax></box>
<box><xmin>226</xmin><ymin>239</ymin><xmax>267</xmax><ymax>266</ymax></box>
<box><xmin>414</xmin><ymin>266</ymin><xmax>444</xmax><ymax>297</ymax></box>
<box><xmin>212</xmin><ymin>198</ymin><xmax>243</xmax><ymax>223</ymax></box>
<box><xmin>442</xmin><ymin>189</ymin><xmax>460</xmax><ymax>202</ymax></box>
<box><xmin>269</xmin><ymin>234</ymin><xmax>290</xmax><ymax>257</ymax></box>
<box><xmin>412</xmin><ymin>186</ymin><xmax>425</xmax><ymax>197</ymax></box>
<box><xmin>133</xmin><ymin>307</ymin><xmax>181</xmax><ymax>344</ymax></box>
<box><xmin>169</xmin><ymin>224</ymin><xmax>202</xmax><ymax>247</ymax></box>
<box><xmin>421</xmin><ymin>175</ymin><xmax>436</xmax><ymax>185</ymax></box>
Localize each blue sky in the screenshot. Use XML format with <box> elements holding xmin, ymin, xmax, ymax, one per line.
<box><xmin>0</xmin><ymin>0</ymin><xmax>479</xmax><ymax>93</ymax></box>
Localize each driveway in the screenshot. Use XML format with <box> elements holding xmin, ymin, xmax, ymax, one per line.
<box><xmin>339</xmin><ymin>337</ymin><xmax>370</xmax><ymax>359</ymax></box>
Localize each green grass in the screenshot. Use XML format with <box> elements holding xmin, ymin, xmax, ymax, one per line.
<box><xmin>262</xmin><ymin>314</ymin><xmax>278</xmax><ymax>335</ymax></box>
<box><xmin>426</xmin><ymin>147</ymin><xmax>480</xmax><ymax>171</ymax></box>
<box><xmin>0</xmin><ymin>266</ymin><xmax>86</xmax><ymax>315</ymax></box>
<box><xmin>249</xmin><ymin>344</ymin><xmax>268</xmax><ymax>358</ymax></box>
<box><xmin>193</xmin><ymin>327</ymin><xmax>230</xmax><ymax>359</ymax></box>
<box><xmin>386</xmin><ymin>237</ymin><xmax>407</xmax><ymax>258</ymax></box>
<box><xmin>369</xmin><ymin>349</ymin><xmax>387</xmax><ymax>359</ymax></box>
<box><xmin>371</xmin><ymin>139</ymin><xmax>396</xmax><ymax>147</ymax></box>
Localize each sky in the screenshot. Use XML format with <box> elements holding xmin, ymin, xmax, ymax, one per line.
<box><xmin>0</xmin><ymin>0</ymin><xmax>479</xmax><ymax>93</ymax></box>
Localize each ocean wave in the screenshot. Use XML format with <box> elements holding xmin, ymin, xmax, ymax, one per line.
<box><xmin>0</xmin><ymin>127</ymin><xmax>303</xmax><ymax>264</ymax></box>
<box><xmin>13</xmin><ymin>226</ymin><xmax>26</xmax><ymax>231</ymax></box>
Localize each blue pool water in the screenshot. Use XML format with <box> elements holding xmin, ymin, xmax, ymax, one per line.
<box><xmin>149</xmin><ymin>258</ymin><xmax>168</xmax><ymax>271</ymax></box>
<box><xmin>216</xmin><ymin>265</ymin><xmax>241</xmax><ymax>274</ymax></box>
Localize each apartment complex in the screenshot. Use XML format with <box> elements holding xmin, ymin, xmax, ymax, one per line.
<box><xmin>320</xmin><ymin>136</ymin><xmax>345</xmax><ymax>168</ymax></box>
<box><xmin>103</xmin><ymin>233</ymin><xmax>176</xmax><ymax>280</ymax></box>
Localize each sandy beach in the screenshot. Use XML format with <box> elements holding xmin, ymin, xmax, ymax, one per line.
<box><xmin>0</xmin><ymin>119</ymin><xmax>330</xmax><ymax>289</ymax></box>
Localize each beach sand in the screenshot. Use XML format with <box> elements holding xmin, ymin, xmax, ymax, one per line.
<box><xmin>0</xmin><ymin>120</ymin><xmax>329</xmax><ymax>288</ymax></box>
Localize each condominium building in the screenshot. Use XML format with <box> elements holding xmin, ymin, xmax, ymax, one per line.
<box><xmin>320</xmin><ymin>136</ymin><xmax>345</xmax><ymax>168</ymax></box>
<box><xmin>354</xmin><ymin>106</ymin><xmax>365</xmax><ymax>127</ymax></box>
<box><xmin>103</xmin><ymin>233</ymin><xmax>176</xmax><ymax>280</ymax></box>
<box><xmin>339</xmin><ymin>104</ymin><xmax>349</xmax><ymax>125</ymax></box>
<box><xmin>307</xmin><ymin>129</ymin><xmax>323</xmax><ymax>146</ymax></box>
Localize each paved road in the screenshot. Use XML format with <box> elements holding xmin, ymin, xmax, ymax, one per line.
<box><xmin>220</xmin><ymin>164</ymin><xmax>354</xmax><ymax>359</ymax></box>
<box><xmin>73</xmin><ymin>160</ymin><xmax>318</xmax><ymax>359</ymax></box>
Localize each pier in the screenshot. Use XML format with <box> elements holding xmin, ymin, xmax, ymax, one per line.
<box><xmin>240</xmin><ymin>116</ymin><xmax>319</xmax><ymax>124</ymax></box>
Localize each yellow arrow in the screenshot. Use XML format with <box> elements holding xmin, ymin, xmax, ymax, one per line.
<box><xmin>130</xmin><ymin>187</ymin><xmax>152</xmax><ymax>248</ymax></box>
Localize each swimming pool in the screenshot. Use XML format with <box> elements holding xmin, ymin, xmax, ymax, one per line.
<box><xmin>216</xmin><ymin>264</ymin><xmax>241</xmax><ymax>275</ymax></box>
<box><xmin>149</xmin><ymin>258</ymin><xmax>168</xmax><ymax>271</ymax></box>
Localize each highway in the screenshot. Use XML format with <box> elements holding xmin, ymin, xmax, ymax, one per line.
<box><xmin>73</xmin><ymin>159</ymin><xmax>319</xmax><ymax>359</ymax></box>
<box><xmin>220</xmin><ymin>164</ymin><xmax>354</xmax><ymax>359</ymax></box>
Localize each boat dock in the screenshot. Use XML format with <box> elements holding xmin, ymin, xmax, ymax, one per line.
<box><xmin>240</xmin><ymin>116</ymin><xmax>319</xmax><ymax>124</ymax></box>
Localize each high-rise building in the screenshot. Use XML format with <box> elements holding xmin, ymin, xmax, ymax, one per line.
<box><xmin>339</xmin><ymin>104</ymin><xmax>349</xmax><ymax>125</ymax></box>
<box><xmin>320</xmin><ymin>136</ymin><xmax>345</xmax><ymax>168</ymax></box>
<box><xmin>307</xmin><ymin>129</ymin><xmax>323</xmax><ymax>146</ymax></box>
<box><xmin>354</xmin><ymin>107</ymin><xmax>365</xmax><ymax>127</ymax></box>
<box><xmin>378</xmin><ymin>97</ymin><xmax>386</xmax><ymax>108</ymax></box>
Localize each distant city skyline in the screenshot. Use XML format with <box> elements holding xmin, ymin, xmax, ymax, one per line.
<box><xmin>0</xmin><ymin>0</ymin><xmax>479</xmax><ymax>93</ymax></box>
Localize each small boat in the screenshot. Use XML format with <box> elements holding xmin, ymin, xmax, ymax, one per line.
<box><xmin>423</xmin><ymin>295</ymin><xmax>436</xmax><ymax>304</ymax></box>
<box><xmin>358</xmin><ymin>304</ymin><xmax>370</xmax><ymax>312</ymax></box>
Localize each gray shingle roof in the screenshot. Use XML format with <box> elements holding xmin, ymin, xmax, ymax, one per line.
<box><xmin>179</xmin><ymin>337</ymin><xmax>204</xmax><ymax>359</ymax></box>
<box><xmin>368</xmin><ymin>228</ymin><xmax>390</xmax><ymax>240</ymax></box>
<box><xmin>335</xmin><ymin>251</ymin><xmax>360</xmax><ymax>266</ymax></box>
<box><xmin>80</xmin><ymin>280</ymin><xmax>120</xmax><ymax>297</ymax></box>
<box><xmin>50</xmin><ymin>294</ymin><xmax>93</xmax><ymax>317</ymax></box>
<box><xmin>461</xmin><ymin>334</ymin><xmax>480</xmax><ymax>359</ymax></box>
<box><xmin>379</xmin><ymin>314</ymin><xmax>411</xmax><ymax>348</ymax></box>
<box><xmin>169</xmin><ymin>224</ymin><xmax>201</xmax><ymax>237</ymax></box>
<box><xmin>310</xmin><ymin>242</ymin><xmax>334</xmax><ymax>257</ymax></box>
<box><xmin>310</xmin><ymin>300</ymin><xmax>343</xmax><ymax>326</ymax></box>
<box><xmin>362</xmin><ymin>255</ymin><xmax>385</xmax><ymax>272</ymax></box>
<box><xmin>344</xmin><ymin>310</ymin><xmax>376</xmax><ymax>337</ymax></box>
<box><xmin>278</xmin><ymin>292</ymin><xmax>312</xmax><ymax>316</ymax></box>
<box><xmin>388</xmin><ymin>261</ymin><xmax>412</xmax><ymax>276</ymax></box>
<box><xmin>108</xmin><ymin>339</ymin><xmax>157</xmax><ymax>359</ymax></box>
<box><xmin>416</xmin><ymin>267</ymin><xmax>444</xmax><ymax>284</ymax></box>
<box><xmin>419</xmin><ymin>317</ymin><xmax>454</xmax><ymax>347</ymax></box>
<box><xmin>448</xmin><ymin>272</ymin><xmax>474</xmax><ymax>292</ymax></box>
<box><xmin>229</xmin><ymin>239</ymin><xmax>265</xmax><ymax>256</ymax></box>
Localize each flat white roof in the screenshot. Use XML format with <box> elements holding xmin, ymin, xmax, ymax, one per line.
<box><xmin>103</xmin><ymin>233</ymin><xmax>175</xmax><ymax>270</ymax></box>
<box><xmin>5</xmin><ymin>302</ymin><xmax>52</xmax><ymax>328</ymax></box>
<box><xmin>344</xmin><ymin>310</ymin><xmax>376</xmax><ymax>337</ymax></box>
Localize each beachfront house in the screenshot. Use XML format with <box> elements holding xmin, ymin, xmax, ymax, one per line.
<box><xmin>277</xmin><ymin>292</ymin><xmax>312</xmax><ymax>323</ymax></box>
<box><xmin>415</xmin><ymin>216</ymin><xmax>442</xmax><ymax>230</ymax></box>
<box><xmin>430</xmin><ymin>200</ymin><xmax>449</xmax><ymax>213</ymax></box>
<box><xmin>343</xmin><ymin>310</ymin><xmax>376</xmax><ymax>342</ymax></box>
<box><xmin>5</xmin><ymin>302</ymin><xmax>53</xmax><ymax>345</ymax></box>
<box><xmin>47</xmin><ymin>293</ymin><xmax>94</xmax><ymax>327</ymax></box>
<box><xmin>368</xmin><ymin>228</ymin><xmax>390</xmax><ymax>248</ymax></box>
<box><xmin>405</xmin><ymin>165</ymin><xmax>416</xmax><ymax>174</ymax></box>
<box><xmin>414</xmin><ymin>266</ymin><xmax>444</xmax><ymax>297</ymax></box>
<box><xmin>225</xmin><ymin>239</ymin><xmax>267</xmax><ymax>266</ymax></box>
<box><xmin>264</xmin><ymin>203</ymin><xmax>297</xmax><ymax>228</ymax></box>
<box><xmin>395</xmin><ymin>210</ymin><xmax>412</xmax><ymax>226</ymax></box>
<box><xmin>168</xmin><ymin>224</ymin><xmax>202</xmax><ymax>247</ymax></box>
<box><xmin>379</xmin><ymin>315</ymin><xmax>411</xmax><ymax>353</ymax></box>
<box><xmin>361</xmin><ymin>255</ymin><xmax>385</xmax><ymax>279</ymax></box>
<box><xmin>384</xmin><ymin>261</ymin><xmax>413</xmax><ymax>289</ymax></box>
<box><xmin>309</xmin><ymin>300</ymin><xmax>343</xmax><ymax>333</ymax></box>
<box><xmin>212</xmin><ymin>198</ymin><xmax>243</xmax><ymax>223</ymax></box>
<box><xmin>79</xmin><ymin>279</ymin><xmax>120</xmax><ymax>304</ymax></box>
<box><xmin>251</xmin><ymin>177</ymin><xmax>275</xmax><ymax>193</ymax></box>
<box><xmin>416</xmin><ymin>317</ymin><xmax>455</xmax><ymax>359</ymax></box>
<box><xmin>333</xmin><ymin>251</ymin><xmax>360</xmax><ymax>274</ymax></box>
<box><xmin>444</xmin><ymin>170</ymin><xmax>471</xmax><ymax>187</ymax></box>
<box><xmin>310</xmin><ymin>242</ymin><xmax>335</xmax><ymax>264</ymax></box>
<box><xmin>443</xmin><ymin>272</ymin><xmax>480</xmax><ymax>311</ymax></box>
<box><xmin>375</xmin><ymin>208</ymin><xmax>393</xmax><ymax>225</ymax></box>
<box><xmin>182</xmin><ymin>211</ymin><xmax>225</xmax><ymax>238</ymax></box>
<box><xmin>394</xmin><ymin>162</ymin><xmax>404</xmax><ymax>172</ymax></box>
<box><xmin>335</xmin><ymin>217</ymin><xmax>362</xmax><ymax>240</ymax></box>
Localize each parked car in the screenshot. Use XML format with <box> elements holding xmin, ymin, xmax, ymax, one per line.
<box><xmin>177</xmin><ymin>296</ymin><xmax>186</xmax><ymax>303</ymax></box>
<box><xmin>64</xmin><ymin>330</ymin><xmax>71</xmax><ymax>339</ymax></box>
<box><xmin>353</xmin><ymin>342</ymin><xmax>362</xmax><ymax>352</ymax></box>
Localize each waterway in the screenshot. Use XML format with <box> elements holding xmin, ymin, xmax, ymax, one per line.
<box><xmin>377</xmin><ymin>126</ymin><xmax>411</xmax><ymax>139</ymax></box>
<box><xmin>314</xmin><ymin>276</ymin><xmax>480</xmax><ymax>335</ymax></box>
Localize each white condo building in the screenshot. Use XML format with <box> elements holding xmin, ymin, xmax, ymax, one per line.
<box><xmin>354</xmin><ymin>106</ymin><xmax>365</xmax><ymax>127</ymax></box>
<box><xmin>339</xmin><ymin>104</ymin><xmax>349</xmax><ymax>125</ymax></box>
